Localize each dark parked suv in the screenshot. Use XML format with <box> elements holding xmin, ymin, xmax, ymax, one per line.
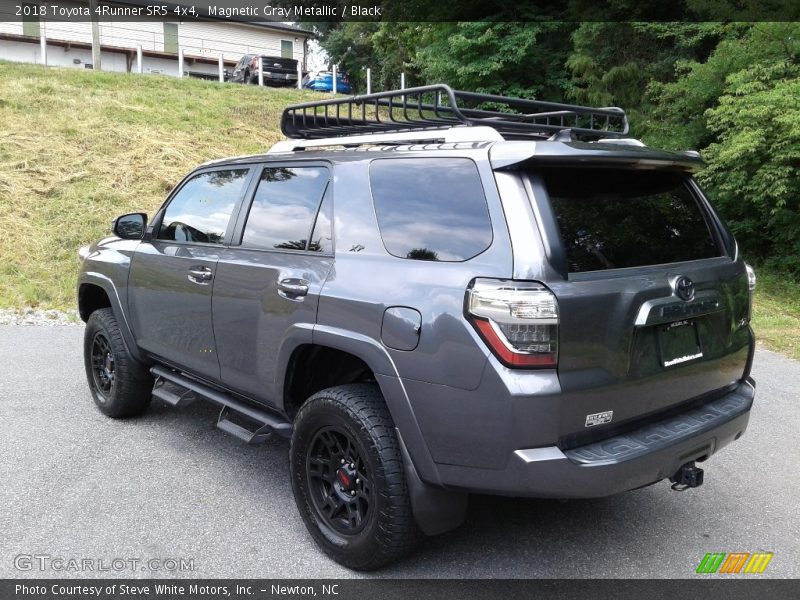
<box><xmin>78</xmin><ymin>85</ymin><xmax>757</xmax><ymax>570</ymax></box>
<box><xmin>230</xmin><ymin>54</ymin><xmax>298</xmax><ymax>86</ymax></box>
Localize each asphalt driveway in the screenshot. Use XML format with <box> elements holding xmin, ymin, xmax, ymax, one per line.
<box><xmin>0</xmin><ymin>326</ymin><xmax>797</xmax><ymax>578</ymax></box>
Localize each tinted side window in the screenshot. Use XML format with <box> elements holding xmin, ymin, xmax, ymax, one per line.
<box><xmin>242</xmin><ymin>166</ymin><xmax>330</xmax><ymax>251</ymax></box>
<box><xmin>158</xmin><ymin>169</ymin><xmax>249</xmax><ymax>244</ymax></box>
<box><xmin>542</xmin><ymin>168</ymin><xmax>721</xmax><ymax>273</ymax></box>
<box><xmin>369</xmin><ymin>158</ymin><xmax>492</xmax><ymax>261</ymax></box>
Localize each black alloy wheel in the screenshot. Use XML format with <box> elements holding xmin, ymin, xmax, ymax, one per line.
<box><xmin>306</xmin><ymin>426</ymin><xmax>373</xmax><ymax>535</ymax></box>
<box><xmin>290</xmin><ymin>384</ymin><xmax>421</xmax><ymax>570</ymax></box>
<box><xmin>83</xmin><ymin>308</ymin><xmax>152</xmax><ymax>418</ymax></box>
<box><xmin>90</xmin><ymin>331</ymin><xmax>115</xmax><ymax>401</ymax></box>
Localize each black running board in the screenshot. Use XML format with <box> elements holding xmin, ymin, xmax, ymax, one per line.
<box><xmin>150</xmin><ymin>365</ymin><xmax>293</xmax><ymax>443</ymax></box>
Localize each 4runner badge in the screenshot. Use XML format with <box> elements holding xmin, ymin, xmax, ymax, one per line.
<box><xmin>585</xmin><ymin>411</ymin><xmax>614</xmax><ymax>427</ymax></box>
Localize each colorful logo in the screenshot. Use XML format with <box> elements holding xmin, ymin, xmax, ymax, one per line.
<box><xmin>696</xmin><ymin>552</ymin><xmax>773</xmax><ymax>574</ymax></box>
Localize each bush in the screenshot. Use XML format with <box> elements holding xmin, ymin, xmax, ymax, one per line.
<box><xmin>699</xmin><ymin>62</ymin><xmax>800</xmax><ymax>274</ymax></box>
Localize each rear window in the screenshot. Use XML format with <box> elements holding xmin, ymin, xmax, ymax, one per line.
<box><xmin>542</xmin><ymin>168</ymin><xmax>720</xmax><ymax>273</ymax></box>
<box><xmin>369</xmin><ymin>158</ymin><xmax>492</xmax><ymax>262</ymax></box>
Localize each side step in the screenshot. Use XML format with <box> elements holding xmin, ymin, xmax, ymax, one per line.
<box><xmin>150</xmin><ymin>365</ymin><xmax>293</xmax><ymax>443</ymax></box>
<box><xmin>152</xmin><ymin>379</ymin><xmax>196</xmax><ymax>408</ymax></box>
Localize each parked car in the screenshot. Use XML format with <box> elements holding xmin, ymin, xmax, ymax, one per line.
<box><xmin>230</xmin><ymin>54</ymin><xmax>298</xmax><ymax>86</ymax></box>
<box><xmin>303</xmin><ymin>70</ymin><xmax>352</xmax><ymax>94</ymax></box>
<box><xmin>78</xmin><ymin>85</ymin><xmax>756</xmax><ymax>571</ymax></box>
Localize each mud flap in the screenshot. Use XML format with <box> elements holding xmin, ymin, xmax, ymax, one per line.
<box><xmin>397</xmin><ymin>429</ymin><xmax>468</xmax><ymax>536</ymax></box>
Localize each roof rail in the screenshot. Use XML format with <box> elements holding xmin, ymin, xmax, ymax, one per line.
<box><xmin>268</xmin><ymin>125</ymin><xmax>503</xmax><ymax>153</ymax></box>
<box><xmin>280</xmin><ymin>84</ymin><xmax>629</xmax><ymax>142</ymax></box>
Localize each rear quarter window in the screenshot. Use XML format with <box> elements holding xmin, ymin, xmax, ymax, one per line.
<box><xmin>369</xmin><ymin>158</ymin><xmax>492</xmax><ymax>262</ymax></box>
<box><xmin>542</xmin><ymin>168</ymin><xmax>721</xmax><ymax>273</ymax></box>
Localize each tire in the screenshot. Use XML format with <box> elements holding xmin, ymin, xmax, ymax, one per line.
<box><xmin>290</xmin><ymin>384</ymin><xmax>421</xmax><ymax>570</ymax></box>
<box><xmin>83</xmin><ymin>308</ymin><xmax>152</xmax><ymax>418</ymax></box>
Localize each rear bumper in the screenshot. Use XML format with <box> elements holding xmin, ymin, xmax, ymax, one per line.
<box><xmin>263</xmin><ymin>72</ymin><xmax>298</xmax><ymax>84</ymax></box>
<box><xmin>436</xmin><ymin>378</ymin><xmax>754</xmax><ymax>498</ymax></box>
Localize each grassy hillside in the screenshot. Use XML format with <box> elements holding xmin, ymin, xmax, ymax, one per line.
<box><xmin>751</xmin><ymin>271</ymin><xmax>800</xmax><ymax>360</ymax></box>
<box><xmin>0</xmin><ymin>61</ymin><xmax>315</xmax><ymax>308</ymax></box>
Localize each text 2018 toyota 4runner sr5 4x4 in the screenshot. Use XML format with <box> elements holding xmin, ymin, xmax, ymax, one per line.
<box><xmin>78</xmin><ymin>85</ymin><xmax>756</xmax><ymax>570</ymax></box>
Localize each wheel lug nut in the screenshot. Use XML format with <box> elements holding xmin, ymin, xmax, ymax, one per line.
<box><xmin>355</xmin><ymin>478</ymin><xmax>360</xmax><ymax>484</ymax></box>
<box><xmin>350</xmin><ymin>490</ymin><xmax>356</xmax><ymax>496</ymax></box>
<box><xmin>340</xmin><ymin>459</ymin><xmax>345</xmax><ymax>464</ymax></box>
<box><xmin>350</xmin><ymin>463</ymin><xmax>355</xmax><ymax>469</ymax></box>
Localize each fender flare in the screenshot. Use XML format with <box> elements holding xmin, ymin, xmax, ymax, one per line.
<box><xmin>280</xmin><ymin>324</ymin><xmax>443</xmax><ymax>488</ymax></box>
<box><xmin>78</xmin><ymin>272</ymin><xmax>144</xmax><ymax>363</ymax></box>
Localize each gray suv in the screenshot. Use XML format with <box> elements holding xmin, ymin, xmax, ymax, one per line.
<box><xmin>78</xmin><ymin>85</ymin><xmax>756</xmax><ymax>570</ymax></box>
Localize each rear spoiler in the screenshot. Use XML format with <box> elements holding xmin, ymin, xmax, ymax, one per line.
<box><xmin>490</xmin><ymin>140</ymin><xmax>705</xmax><ymax>172</ymax></box>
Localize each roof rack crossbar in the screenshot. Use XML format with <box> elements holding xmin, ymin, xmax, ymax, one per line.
<box><xmin>281</xmin><ymin>84</ymin><xmax>628</xmax><ymax>142</ymax></box>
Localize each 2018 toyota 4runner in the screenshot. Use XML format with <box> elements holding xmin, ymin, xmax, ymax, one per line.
<box><xmin>78</xmin><ymin>85</ymin><xmax>757</xmax><ymax>570</ymax></box>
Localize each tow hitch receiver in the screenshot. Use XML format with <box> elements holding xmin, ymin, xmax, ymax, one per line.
<box><xmin>670</xmin><ymin>462</ymin><xmax>704</xmax><ymax>491</ymax></box>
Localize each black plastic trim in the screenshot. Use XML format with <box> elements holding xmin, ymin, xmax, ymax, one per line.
<box><xmin>151</xmin><ymin>365</ymin><xmax>293</xmax><ymax>438</ymax></box>
<box><xmin>564</xmin><ymin>380</ymin><xmax>754</xmax><ymax>465</ymax></box>
<box><xmin>396</xmin><ymin>429</ymin><xmax>467</xmax><ymax>536</ymax></box>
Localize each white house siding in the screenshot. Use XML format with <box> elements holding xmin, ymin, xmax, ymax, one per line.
<box><xmin>0</xmin><ymin>1</ymin><xmax>309</xmax><ymax>75</ymax></box>
<box><xmin>0</xmin><ymin>38</ymin><xmax>129</xmax><ymax>72</ymax></box>
<box><xmin>178</xmin><ymin>21</ymin><xmax>305</xmax><ymax>64</ymax></box>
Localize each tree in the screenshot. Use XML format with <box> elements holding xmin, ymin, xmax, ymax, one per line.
<box><xmin>413</xmin><ymin>22</ymin><xmax>575</xmax><ymax>100</ymax></box>
<box><xmin>699</xmin><ymin>61</ymin><xmax>800</xmax><ymax>273</ymax></box>
<box><xmin>646</xmin><ymin>23</ymin><xmax>799</xmax><ymax>149</ymax></box>
<box><xmin>567</xmin><ymin>22</ymin><xmax>729</xmax><ymax>136</ymax></box>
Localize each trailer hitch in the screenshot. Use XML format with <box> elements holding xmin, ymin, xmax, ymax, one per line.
<box><xmin>670</xmin><ymin>461</ymin><xmax>704</xmax><ymax>491</ymax></box>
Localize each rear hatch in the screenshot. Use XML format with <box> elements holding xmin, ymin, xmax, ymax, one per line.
<box><xmin>524</xmin><ymin>165</ymin><xmax>753</xmax><ymax>446</ymax></box>
<box><xmin>261</xmin><ymin>56</ymin><xmax>298</xmax><ymax>75</ymax></box>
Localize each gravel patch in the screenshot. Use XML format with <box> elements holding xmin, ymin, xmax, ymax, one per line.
<box><xmin>0</xmin><ymin>308</ymin><xmax>82</xmax><ymax>326</ymax></box>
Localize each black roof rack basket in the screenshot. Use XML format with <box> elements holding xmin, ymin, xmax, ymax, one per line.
<box><xmin>280</xmin><ymin>84</ymin><xmax>629</xmax><ymax>142</ymax></box>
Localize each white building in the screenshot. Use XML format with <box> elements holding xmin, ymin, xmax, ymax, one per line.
<box><xmin>0</xmin><ymin>1</ymin><xmax>313</xmax><ymax>78</ymax></box>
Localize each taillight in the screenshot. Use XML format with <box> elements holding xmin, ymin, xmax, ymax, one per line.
<box><xmin>467</xmin><ymin>279</ymin><xmax>559</xmax><ymax>368</ymax></box>
<box><xmin>745</xmin><ymin>263</ymin><xmax>756</xmax><ymax>323</ymax></box>
<box><xmin>745</xmin><ymin>263</ymin><xmax>756</xmax><ymax>292</ymax></box>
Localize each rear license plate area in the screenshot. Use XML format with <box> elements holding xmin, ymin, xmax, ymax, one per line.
<box><xmin>658</xmin><ymin>319</ymin><xmax>703</xmax><ymax>367</ymax></box>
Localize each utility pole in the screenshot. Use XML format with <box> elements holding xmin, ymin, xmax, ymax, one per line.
<box><xmin>89</xmin><ymin>0</ymin><xmax>101</xmax><ymax>70</ymax></box>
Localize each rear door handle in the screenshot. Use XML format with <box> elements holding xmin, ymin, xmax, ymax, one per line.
<box><xmin>187</xmin><ymin>265</ymin><xmax>213</xmax><ymax>284</ymax></box>
<box><xmin>277</xmin><ymin>278</ymin><xmax>309</xmax><ymax>299</ymax></box>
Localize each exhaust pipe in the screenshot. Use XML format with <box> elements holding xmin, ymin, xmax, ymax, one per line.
<box><xmin>670</xmin><ymin>461</ymin><xmax>704</xmax><ymax>491</ymax></box>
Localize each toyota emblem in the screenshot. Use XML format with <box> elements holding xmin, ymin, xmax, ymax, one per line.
<box><xmin>674</xmin><ymin>276</ymin><xmax>695</xmax><ymax>301</ymax></box>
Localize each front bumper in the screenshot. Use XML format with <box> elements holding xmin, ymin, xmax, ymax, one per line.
<box><xmin>436</xmin><ymin>379</ymin><xmax>755</xmax><ymax>498</ymax></box>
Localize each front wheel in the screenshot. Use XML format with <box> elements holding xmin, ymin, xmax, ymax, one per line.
<box><xmin>83</xmin><ymin>308</ymin><xmax>152</xmax><ymax>418</ymax></box>
<box><xmin>290</xmin><ymin>384</ymin><xmax>421</xmax><ymax>570</ymax></box>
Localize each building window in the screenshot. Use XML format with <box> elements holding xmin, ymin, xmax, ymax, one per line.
<box><xmin>22</xmin><ymin>3</ymin><xmax>41</xmax><ymax>39</ymax></box>
<box><xmin>163</xmin><ymin>23</ymin><xmax>179</xmax><ymax>54</ymax></box>
<box><xmin>281</xmin><ymin>40</ymin><xmax>293</xmax><ymax>59</ymax></box>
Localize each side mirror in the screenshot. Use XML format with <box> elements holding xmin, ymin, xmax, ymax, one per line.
<box><xmin>113</xmin><ymin>212</ymin><xmax>147</xmax><ymax>240</ymax></box>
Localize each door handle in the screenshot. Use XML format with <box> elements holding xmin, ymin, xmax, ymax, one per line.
<box><xmin>187</xmin><ymin>266</ymin><xmax>213</xmax><ymax>284</ymax></box>
<box><xmin>277</xmin><ymin>278</ymin><xmax>309</xmax><ymax>299</ymax></box>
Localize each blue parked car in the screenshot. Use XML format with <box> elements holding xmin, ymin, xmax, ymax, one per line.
<box><xmin>302</xmin><ymin>70</ymin><xmax>353</xmax><ymax>94</ymax></box>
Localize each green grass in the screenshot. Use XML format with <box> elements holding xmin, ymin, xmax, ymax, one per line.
<box><xmin>0</xmin><ymin>61</ymin><xmax>317</xmax><ymax>308</ymax></box>
<box><xmin>752</xmin><ymin>269</ymin><xmax>800</xmax><ymax>360</ymax></box>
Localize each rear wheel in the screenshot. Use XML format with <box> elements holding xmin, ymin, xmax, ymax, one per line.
<box><xmin>290</xmin><ymin>384</ymin><xmax>421</xmax><ymax>570</ymax></box>
<box><xmin>83</xmin><ymin>308</ymin><xmax>152</xmax><ymax>418</ymax></box>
